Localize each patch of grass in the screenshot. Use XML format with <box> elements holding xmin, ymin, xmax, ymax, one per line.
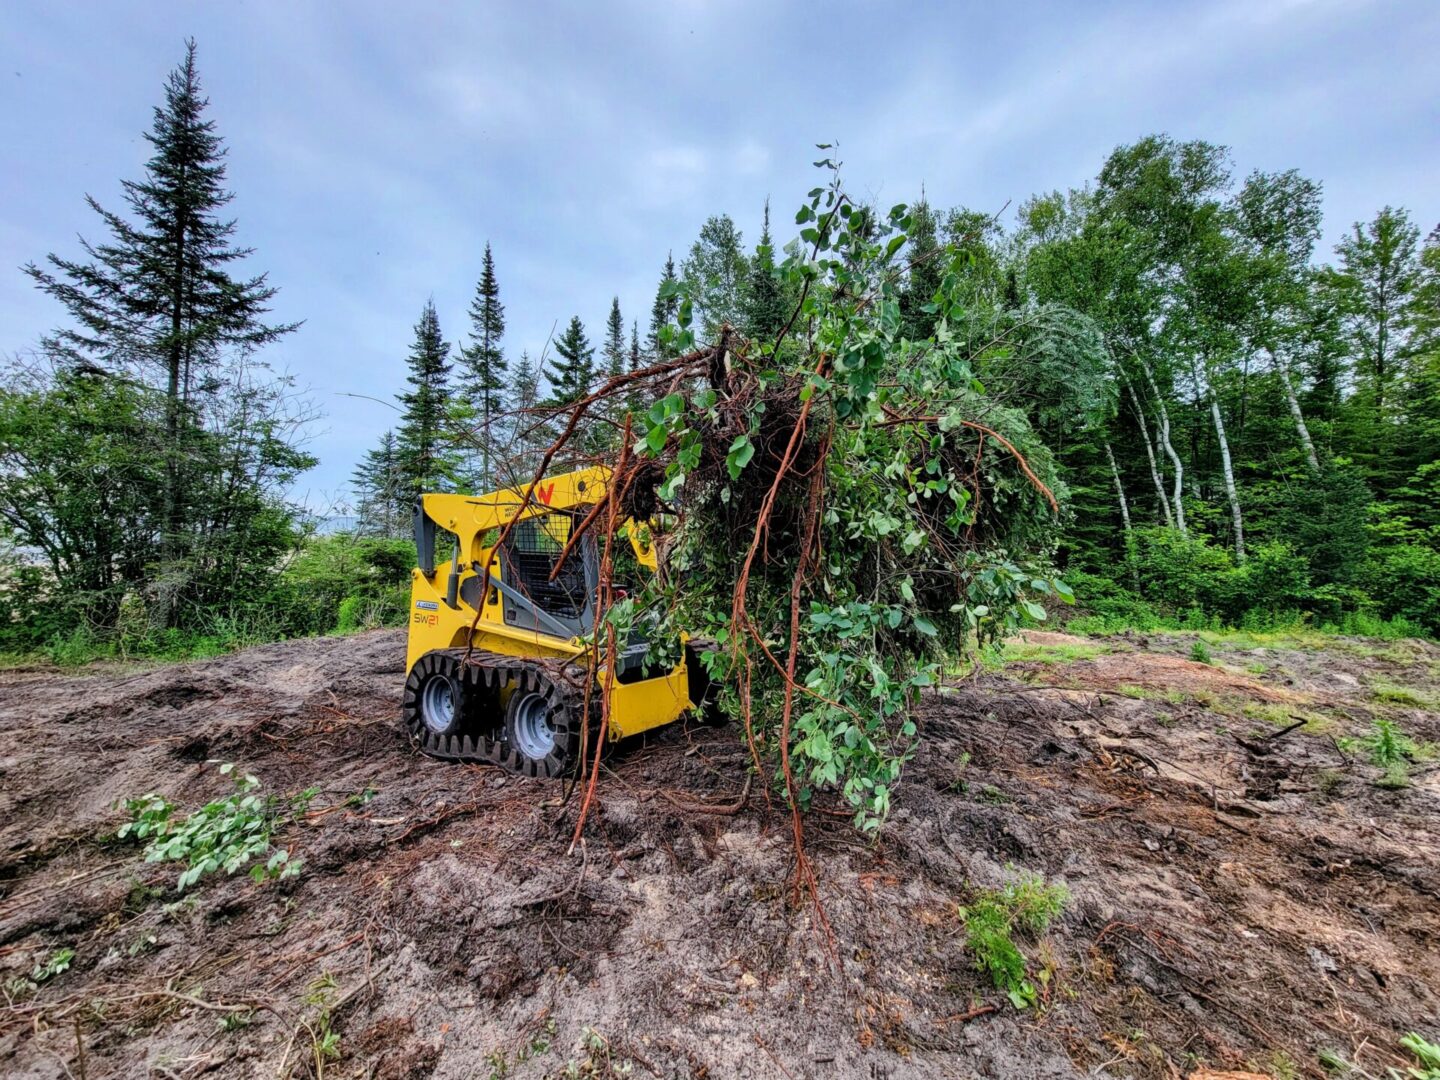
<box><xmin>1114</xmin><ymin>684</ymin><xmax>1159</xmax><ymax>700</ymax></box>
<box><xmin>1238</xmin><ymin>701</ymin><xmax>1333</xmax><ymax>734</ymax></box>
<box><xmin>1313</xmin><ymin>769</ymin><xmax>1344</xmax><ymax>799</ymax></box>
<box><xmin>1370</xmin><ymin>680</ymin><xmax>1440</xmax><ymax>711</ymax></box>
<box><xmin>1262</xmin><ymin>1049</ymin><xmax>1300</xmax><ymax>1080</ymax></box>
<box><xmin>1320</xmin><ymin>1032</ymin><xmax>1440</xmax><ymax>1078</ymax></box>
<box><xmin>554</xmin><ymin>1026</ymin><xmax>634</xmax><ymax>1079</ymax></box>
<box><xmin>119</xmin><ymin>763</ymin><xmax>315</xmax><ymax>890</ymax></box>
<box><xmin>1402</xmin><ymin>1033</ymin><xmax>1440</xmax><ymax>1078</ymax></box>
<box><xmin>1339</xmin><ymin>717</ymin><xmax>1431</xmax><ymax>789</ymax></box>
<box><xmin>959</xmin><ymin>870</ymin><xmax>1069</xmax><ymax>1009</ymax></box>
<box><xmin>1189</xmin><ymin>639</ymin><xmax>1213</xmax><ymax>665</ymax></box>
<box><xmin>947</xmin><ymin>751</ymin><xmax>972</xmax><ymax>792</ymax></box>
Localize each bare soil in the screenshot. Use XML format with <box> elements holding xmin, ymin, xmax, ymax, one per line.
<box><xmin>0</xmin><ymin>628</ymin><xmax>1437</xmax><ymax>1079</ymax></box>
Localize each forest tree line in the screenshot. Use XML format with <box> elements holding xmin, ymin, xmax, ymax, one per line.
<box><xmin>355</xmin><ymin>135</ymin><xmax>1440</xmax><ymax>638</ymax></box>
<box><xmin>1</xmin><ymin>42</ymin><xmax>1436</xmax><ymax>663</ymax></box>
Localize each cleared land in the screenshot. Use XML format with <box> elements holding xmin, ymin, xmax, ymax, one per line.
<box><xmin>0</xmin><ymin>628</ymin><xmax>1437</xmax><ymax>1078</ymax></box>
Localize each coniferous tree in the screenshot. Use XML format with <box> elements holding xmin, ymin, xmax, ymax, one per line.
<box><xmin>352</xmin><ymin>430</ymin><xmax>406</xmax><ymax>537</ymax></box>
<box><xmin>647</xmin><ymin>254</ymin><xmax>680</xmax><ymax>359</ymax></box>
<box><xmin>624</xmin><ymin>320</ymin><xmax>645</xmax><ymax>421</ymax></box>
<box><xmin>460</xmin><ymin>242</ymin><xmax>507</xmax><ymax>476</ymax></box>
<box><xmin>900</xmin><ymin>199</ymin><xmax>943</xmax><ymax>340</ymax></box>
<box><xmin>20</xmin><ymin>39</ymin><xmax>307</xmax><ymax>627</ymax></box>
<box><xmin>24</xmin><ymin>42</ymin><xmax>299</xmax><ymax>606</ymax></box>
<box><xmin>513</xmin><ymin>349</ymin><xmax>540</xmax><ymax>412</ymax></box>
<box><xmin>682</xmin><ymin>215</ymin><xmax>749</xmax><ymax>336</ymax></box>
<box><xmin>602</xmin><ymin>298</ymin><xmax>626</xmax><ymax>383</ymax></box>
<box><xmin>744</xmin><ymin>199</ymin><xmax>789</xmax><ymax>341</ymax></box>
<box><xmin>509</xmin><ymin>349</ymin><xmax>542</xmax><ymax>475</ymax></box>
<box><xmin>397</xmin><ymin>300</ymin><xmax>455</xmax><ymax>498</ymax></box>
<box><xmin>547</xmin><ymin>316</ymin><xmax>594</xmax><ymax>405</ymax></box>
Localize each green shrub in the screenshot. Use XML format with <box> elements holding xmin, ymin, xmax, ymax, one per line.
<box><xmin>1128</xmin><ymin>527</ymin><xmax>1234</xmax><ymax>613</ymax></box>
<box><xmin>1360</xmin><ymin>542</ymin><xmax>1440</xmax><ymax>635</ymax></box>
<box><xmin>119</xmin><ymin>763</ymin><xmax>314</xmax><ymax>890</ymax></box>
<box><xmin>960</xmin><ymin>869</ymin><xmax>1069</xmax><ymax>1009</ymax></box>
<box><xmin>335</xmin><ymin>595</ymin><xmax>362</xmax><ymax>634</ymax></box>
<box><xmin>1189</xmin><ymin>639</ymin><xmax>1212</xmax><ymax>664</ymax></box>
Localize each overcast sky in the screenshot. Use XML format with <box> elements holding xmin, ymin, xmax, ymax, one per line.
<box><xmin>2</xmin><ymin>0</ymin><xmax>1436</xmax><ymax>505</ymax></box>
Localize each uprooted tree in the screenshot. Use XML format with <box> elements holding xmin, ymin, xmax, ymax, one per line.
<box><xmin>487</xmin><ymin>157</ymin><xmax>1071</xmax><ymax>885</ymax></box>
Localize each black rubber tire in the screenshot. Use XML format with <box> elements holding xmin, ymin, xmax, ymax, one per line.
<box><xmin>402</xmin><ymin>651</ymin><xmax>482</xmax><ymax>738</ymax></box>
<box><xmin>500</xmin><ymin>667</ymin><xmax>580</xmax><ymax>779</ymax></box>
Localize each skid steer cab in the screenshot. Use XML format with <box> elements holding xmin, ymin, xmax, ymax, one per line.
<box><xmin>402</xmin><ymin>466</ymin><xmax>715</xmax><ymax>777</ymax></box>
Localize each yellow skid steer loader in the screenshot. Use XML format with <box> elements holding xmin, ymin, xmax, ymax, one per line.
<box><xmin>402</xmin><ymin>466</ymin><xmax>713</xmax><ymax>777</ymax></box>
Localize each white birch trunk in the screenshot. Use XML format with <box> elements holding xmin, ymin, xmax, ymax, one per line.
<box><xmin>1269</xmin><ymin>348</ymin><xmax>1320</xmax><ymax>474</ymax></box>
<box><xmin>1122</xmin><ymin>374</ymin><xmax>1174</xmax><ymax>528</ymax></box>
<box><xmin>1191</xmin><ymin>354</ymin><xmax>1246</xmax><ymax>562</ymax></box>
<box><xmin>1142</xmin><ymin>362</ymin><xmax>1187</xmax><ymax>537</ymax></box>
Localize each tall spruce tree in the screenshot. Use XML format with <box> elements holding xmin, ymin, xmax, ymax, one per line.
<box><xmin>547</xmin><ymin>316</ymin><xmax>594</xmax><ymax>405</ymax></box>
<box><xmin>602</xmin><ymin>297</ymin><xmax>626</xmax><ymax>383</ymax></box>
<box><xmin>460</xmin><ymin>242</ymin><xmax>507</xmax><ymax>477</ymax></box>
<box><xmin>744</xmin><ymin>199</ymin><xmax>788</xmax><ymax>341</ymax></box>
<box><xmin>23</xmin><ymin>39</ymin><xmax>299</xmax><ymax>616</ymax></box>
<box><xmin>601</xmin><ymin>298</ymin><xmax>626</xmax><ymax>432</ymax></box>
<box><xmin>509</xmin><ymin>349</ymin><xmax>542</xmax><ymax>474</ymax></box>
<box><xmin>900</xmin><ymin>199</ymin><xmax>943</xmax><ymax>340</ymax></box>
<box><xmin>352</xmin><ymin>430</ymin><xmax>406</xmax><ymax>537</ymax></box>
<box><xmin>513</xmin><ymin>349</ymin><xmax>540</xmax><ymax>412</ymax></box>
<box><xmin>682</xmin><ymin>215</ymin><xmax>749</xmax><ymax>336</ymax></box>
<box><xmin>397</xmin><ymin>300</ymin><xmax>455</xmax><ymax>497</ymax></box>
<box><xmin>647</xmin><ymin>254</ymin><xmax>680</xmax><ymax>359</ymax></box>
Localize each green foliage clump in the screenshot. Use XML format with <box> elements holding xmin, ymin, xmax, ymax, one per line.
<box><xmin>119</xmin><ymin>763</ymin><xmax>314</xmax><ymax>890</ymax></box>
<box><xmin>959</xmin><ymin>870</ymin><xmax>1069</xmax><ymax>1008</ymax></box>
<box><xmin>624</xmin><ymin>162</ymin><xmax>1071</xmax><ymax>829</ymax></box>
<box><xmin>1189</xmin><ymin>639</ymin><xmax>1213</xmax><ymax>665</ymax></box>
<box><xmin>1399</xmin><ymin>1033</ymin><xmax>1440</xmax><ymax>1079</ymax></box>
<box><xmin>1339</xmin><ymin>717</ymin><xmax>1422</xmax><ymax>790</ymax></box>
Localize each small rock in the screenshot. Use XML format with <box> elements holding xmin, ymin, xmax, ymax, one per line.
<box><xmin>1308</xmin><ymin>946</ymin><xmax>1338</xmax><ymax>975</ymax></box>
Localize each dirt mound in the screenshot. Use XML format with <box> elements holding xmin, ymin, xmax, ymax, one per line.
<box><xmin>0</xmin><ymin>630</ymin><xmax>1437</xmax><ymax>1078</ymax></box>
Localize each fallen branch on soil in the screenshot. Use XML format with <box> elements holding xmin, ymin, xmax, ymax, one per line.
<box><xmin>657</xmin><ymin>774</ymin><xmax>754</xmax><ymax>815</ymax></box>
<box><xmin>932</xmin><ymin>1004</ymin><xmax>997</xmax><ymax>1025</ymax></box>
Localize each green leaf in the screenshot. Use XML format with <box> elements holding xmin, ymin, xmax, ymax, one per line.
<box><xmin>645</xmin><ymin>425</ymin><xmax>668</xmax><ymax>454</ymax></box>
<box><xmin>913</xmin><ymin>616</ymin><xmax>937</xmax><ymax>637</ymax></box>
<box><xmin>726</xmin><ymin>434</ymin><xmax>755</xmax><ymax>480</ymax></box>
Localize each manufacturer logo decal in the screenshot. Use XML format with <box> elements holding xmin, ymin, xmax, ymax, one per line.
<box><xmin>537</xmin><ymin>481</ymin><xmax>555</xmax><ymax>505</ymax></box>
<box><xmin>415</xmin><ymin>600</ymin><xmax>439</xmax><ymax>611</ymax></box>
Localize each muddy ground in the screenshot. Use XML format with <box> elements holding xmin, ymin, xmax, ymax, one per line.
<box><xmin>0</xmin><ymin>627</ymin><xmax>1437</xmax><ymax>1079</ymax></box>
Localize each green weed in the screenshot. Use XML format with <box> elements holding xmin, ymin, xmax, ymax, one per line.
<box><xmin>119</xmin><ymin>763</ymin><xmax>314</xmax><ymax>890</ymax></box>
<box><xmin>1401</xmin><ymin>1033</ymin><xmax>1440</xmax><ymax>1078</ymax></box>
<box><xmin>31</xmin><ymin>947</ymin><xmax>74</xmax><ymax>983</ymax></box>
<box><xmin>1339</xmin><ymin>717</ymin><xmax>1431</xmax><ymax>789</ymax></box>
<box><xmin>959</xmin><ymin>870</ymin><xmax>1069</xmax><ymax>1009</ymax></box>
<box><xmin>1189</xmin><ymin>639</ymin><xmax>1213</xmax><ymax>665</ymax></box>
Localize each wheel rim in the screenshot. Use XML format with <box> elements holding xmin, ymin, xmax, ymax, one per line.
<box><xmin>420</xmin><ymin>675</ymin><xmax>457</xmax><ymax>734</ymax></box>
<box><xmin>510</xmin><ymin>691</ymin><xmax>556</xmax><ymax>760</ymax></box>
